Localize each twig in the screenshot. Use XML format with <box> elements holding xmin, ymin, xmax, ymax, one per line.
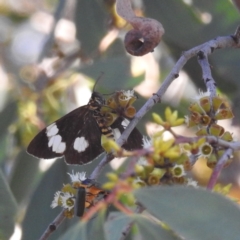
<box><xmin>207</xmin><ymin>148</ymin><xmax>233</xmax><ymax>190</ymax></box>
<box><xmin>119</xmin><ymin>203</ymin><xmax>145</xmax><ymax>240</ymax></box>
<box><xmin>232</xmin><ymin>25</ymin><xmax>240</xmax><ymax>43</ymax></box>
<box><xmin>197</xmin><ymin>50</ymin><xmax>216</xmax><ymax>98</ymax></box>
<box><xmin>175</xmin><ymin>134</ymin><xmax>240</xmax><ymax>150</ymax></box>
<box><xmin>90</xmin><ymin>154</ymin><xmax>114</xmax><ymax>179</ymax></box>
<box><xmin>39</xmin><ymin>210</ymin><xmax>66</xmax><ymax>240</ymax></box>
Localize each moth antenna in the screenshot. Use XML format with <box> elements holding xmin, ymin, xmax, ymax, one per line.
<box><xmin>102</xmin><ymin>92</ymin><xmax>115</xmax><ymax>96</ymax></box>
<box><xmin>93</xmin><ymin>72</ymin><xmax>104</xmax><ymax>92</ymax></box>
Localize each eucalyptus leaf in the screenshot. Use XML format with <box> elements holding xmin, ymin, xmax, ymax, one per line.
<box><xmin>80</xmin><ymin>56</ymin><xmax>133</xmax><ymax>91</ymax></box>
<box><xmin>105</xmin><ymin>212</ymin><xmax>133</xmax><ymax>240</ymax></box>
<box><xmin>0</xmin><ymin>169</ymin><xmax>17</xmax><ymax>240</ymax></box>
<box><xmin>135</xmin><ymin>186</ymin><xmax>240</xmax><ymax>240</ymax></box>
<box><xmin>58</xmin><ymin>210</ymin><xmax>106</xmax><ymax>240</ymax></box>
<box><xmin>143</xmin><ymin>0</ymin><xmax>240</xmax><ymax>93</ymax></box>
<box><xmin>105</xmin><ymin>212</ymin><xmax>182</xmax><ymax>240</ymax></box>
<box><xmin>75</xmin><ymin>0</ymin><xmax>108</xmax><ymax>55</ymax></box>
<box><xmin>10</xmin><ymin>150</ymin><xmax>40</xmax><ymax>204</ymax></box>
<box><xmin>133</xmin><ymin>214</ymin><xmax>183</xmax><ymax>240</ymax></box>
<box><xmin>0</xmin><ymin>101</ymin><xmax>17</xmax><ymax>140</ymax></box>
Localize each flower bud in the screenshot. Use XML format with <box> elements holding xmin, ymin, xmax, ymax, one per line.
<box><xmin>199</xmin><ymin>96</ymin><xmax>211</xmax><ymax>113</ymax></box>
<box><xmin>124</xmin><ymin>106</ymin><xmax>136</xmax><ymax>118</ymax></box>
<box><xmin>209</xmin><ymin>124</ymin><xmax>224</xmax><ymax>137</ymax></box>
<box><xmin>215</xmin><ymin>109</ymin><xmax>234</xmax><ymax>120</ymax></box>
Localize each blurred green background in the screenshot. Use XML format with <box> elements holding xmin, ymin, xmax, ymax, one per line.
<box><xmin>0</xmin><ymin>0</ymin><xmax>240</xmax><ymax>239</ymax></box>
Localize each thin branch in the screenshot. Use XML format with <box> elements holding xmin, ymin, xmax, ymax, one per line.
<box><xmin>90</xmin><ymin>154</ymin><xmax>114</xmax><ymax>179</ymax></box>
<box><xmin>119</xmin><ymin>203</ymin><xmax>145</xmax><ymax>240</ymax></box>
<box><xmin>197</xmin><ymin>50</ymin><xmax>217</xmax><ymax>98</ymax></box>
<box><xmin>175</xmin><ymin>134</ymin><xmax>240</xmax><ymax>150</ymax></box>
<box><xmin>207</xmin><ymin>148</ymin><xmax>233</xmax><ymax>190</ymax></box>
<box><xmin>39</xmin><ymin>210</ymin><xmax>66</xmax><ymax>240</ymax></box>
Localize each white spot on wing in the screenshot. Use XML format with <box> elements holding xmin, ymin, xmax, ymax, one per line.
<box><xmin>48</xmin><ymin>135</ymin><xmax>55</xmax><ymax>147</ymax></box>
<box><xmin>46</xmin><ymin>123</ymin><xmax>59</xmax><ymax>137</ymax></box>
<box><xmin>73</xmin><ymin>137</ymin><xmax>89</xmax><ymax>152</ymax></box>
<box><xmin>56</xmin><ymin>142</ymin><xmax>66</xmax><ymax>153</ymax></box>
<box><xmin>121</xmin><ymin>119</ymin><xmax>130</xmax><ymax>129</ymax></box>
<box><xmin>113</xmin><ymin>128</ymin><xmax>121</xmax><ymax>140</ymax></box>
<box><xmin>142</xmin><ymin>136</ymin><xmax>151</xmax><ymax>148</ymax></box>
<box><xmin>48</xmin><ymin>135</ymin><xmax>66</xmax><ymax>153</ymax></box>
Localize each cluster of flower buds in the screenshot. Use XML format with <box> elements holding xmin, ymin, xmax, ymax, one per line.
<box><xmin>102</xmin><ymin>159</ymin><xmax>197</xmax><ymax>209</ymax></box>
<box><xmin>132</xmin><ymin>108</ymin><xmax>196</xmax><ymax>186</ymax></box>
<box><xmin>51</xmin><ymin>172</ymin><xmax>107</xmax><ymax>218</ymax></box>
<box><xmin>185</xmin><ymin>92</ymin><xmax>234</xmax><ymax>168</ymax></box>
<box><xmin>105</xmin><ymin>90</ymin><xmax>137</xmax><ymax>119</ymax></box>
<box><xmin>134</xmin><ymin>135</ymin><xmax>193</xmax><ymax>186</ymax></box>
<box><xmin>186</xmin><ymin>94</ymin><xmax>233</xmax><ymax>131</ymax></box>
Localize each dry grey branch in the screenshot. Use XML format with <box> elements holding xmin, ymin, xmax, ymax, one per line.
<box><xmin>207</xmin><ymin>148</ymin><xmax>234</xmax><ymax>189</ymax></box>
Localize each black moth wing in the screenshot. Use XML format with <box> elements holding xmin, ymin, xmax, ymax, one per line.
<box><xmin>64</xmin><ymin>112</ymin><xmax>104</xmax><ymax>164</ymax></box>
<box><xmin>27</xmin><ymin>106</ymin><xmax>104</xmax><ymax>165</ymax></box>
<box><xmin>111</xmin><ymin>117</ymin><xmax>143</xmax><ymax>150</ymax></box>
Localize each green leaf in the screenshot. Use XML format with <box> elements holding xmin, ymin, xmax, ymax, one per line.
<box><xmin>133</xmin><ymin>214</ymin><xmax>182</xmax><ymax>240</ymax></box>
<box><xmin>80</xmin><ymin>56</ymin><xmax>134</xmax><ymax>91</ymax></box>
<box><xmin>58</xmin><ymin>210</ymin><xmax>106</xmax><ymax>240</ymax></box>
<box><xmin>105</xmin><ymin>212</ymin><xmax>181</xmax><ymax>240</ymax></box>
<box><xmin>192</xmin><ymin>0</ymin><xmax>239</xmax><ymax>25</ymax></box>
<box><xmin>135</xmin><ymin>186</ymin><xmax>240</xmax><ymax>240</ymax></box>
<box><xmin>74</xmin><ymin>0</ymin><xmax>108</xmax><ymax>55</ymax></box>
<box><xmin>10</xmin><ymin>150</ymin><xmax>40</xmax><ymax>203</ymax></box>
<box><xmin>144</xmin><ymin>0</ymin><xmax>240</xmax><ymax>94</ymax></box>
<box><xmin>0</xmin><ymin>169</ymin><xmax>17</xmax><ymax>240</ymax></box>
<box><xmin>0</xmin><ymin>101</ymin><xmax>17</xmax><ymax>140</ymax></box>
<box><xmin>105</xmin><ymin>212</ymin><xmax>133</xmax><ymax>240</ymax></box>
<box><xmin>144</xmin><ymin>0</ymin><xmax>203</xmax><ymax>49</ymax></box>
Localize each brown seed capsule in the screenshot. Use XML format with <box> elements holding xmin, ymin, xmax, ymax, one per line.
<box><xmin>116</xmin><ymin>0</ymin><xmax>164</xmax><ymax>56</ymax></box>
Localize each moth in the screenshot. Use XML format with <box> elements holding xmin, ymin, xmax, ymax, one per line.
<box><xmin>27</xmin><ymin>90</ymin><xmax>143</xmax><ymax>165</ymax></box>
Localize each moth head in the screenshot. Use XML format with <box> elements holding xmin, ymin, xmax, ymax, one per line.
<box><xmin>90</xmin><ymin>92</ymin><xmax>105</xmax><ymax>107</ymax></box>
